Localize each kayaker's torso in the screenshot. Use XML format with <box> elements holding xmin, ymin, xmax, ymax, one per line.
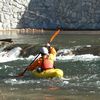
<box><xmin>27</xmin><ymin>46</ymin><xmax>57</xmax><ymax>71</ymax></box>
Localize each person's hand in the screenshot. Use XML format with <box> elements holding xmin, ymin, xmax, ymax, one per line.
<box><xmin>46</xmin><ymin>43</ymin><xmax>50</xmax><ymax>47</ymax></box>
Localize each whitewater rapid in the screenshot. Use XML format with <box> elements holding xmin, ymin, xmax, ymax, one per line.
<box><xmin>0</xmin><ymin>46</ymin><xmax>100</xmax><ymax>63</ymax></box>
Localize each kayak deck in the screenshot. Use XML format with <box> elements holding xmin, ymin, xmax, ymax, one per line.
<box><xmin>32</xmin><ymin>68</ymin><xmax>64</xmax><ymax>78</ymax></box>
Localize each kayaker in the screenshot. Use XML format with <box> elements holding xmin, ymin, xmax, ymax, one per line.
<box><xmin>17</xmin><ymin>29</ymin><xmax>64</xmax><ymax>78</ymax></box>
<box><xmin>27</xmin><ymin>43</ymin><xmax>63</xmax><ymax>78</ymax></box>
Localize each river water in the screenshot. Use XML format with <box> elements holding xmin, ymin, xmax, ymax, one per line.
<box><xmin>0</xmin><ymin>31</ymin><xmax>100</xmax><ymax>100</ymax></box>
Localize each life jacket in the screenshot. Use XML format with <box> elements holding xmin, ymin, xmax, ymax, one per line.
<box><xmin>41</xmin><ymin>56</ymin><xmax>54</xmax><ymax>70</ymax></box>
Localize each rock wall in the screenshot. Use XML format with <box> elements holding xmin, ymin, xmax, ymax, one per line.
<box><xmin>0</xmin><ymin>0</ymin><xmax>30</xmax><ymax>29</ymax></box>
<box><xmin>0</xmin><ymin>0</ymin><xmax>100</xmax><ymax>30</ymax></box>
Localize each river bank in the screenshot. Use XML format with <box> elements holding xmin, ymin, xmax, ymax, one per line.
<box><xmin>0</xmin><ymin>29</ymin><xmax>100</xmax><ymax>35</ymax></box>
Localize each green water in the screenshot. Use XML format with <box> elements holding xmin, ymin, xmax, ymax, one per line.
<box><xmin>0</xmin><ymin>31</ymin><xmax>100</xmax><ymax>100</ymax></box>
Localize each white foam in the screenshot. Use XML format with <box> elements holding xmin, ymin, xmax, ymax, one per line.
<box><xmin>56</xmin><ymin>55</ymin><xmax>75</xmax><ymax>61</ymax></box>
<box><xmin>26</xmin><ymin>54</ymin><xmax>41</xmax><ymax>61</ymax></box>
<box><xmin>4</xmin><ymin>78</ymin><xmax>36</xmax><ymax>85</ymax></box>
<box><xmin>73</xmin><ymin>54</ymin><xmax>100</xmax><ymax>61</ymax></box>
<box><xmin>56</xmin><ymin>54</ymin><xmax>100</xmax><ymax>61</ymax></box>
<box><xmin>0</xmin><ymin>56</ymin><xmax>22</xmax><ymax>63</ymax></box>
<box><xmin>0</xmin><ymin>47</ymin><xmax>23</xmax><ymax>63</ymax></box>
<box><xmin>0</xmin><ymin>47</ymin><xmax>100</xmax><ymax>63</ymax></box>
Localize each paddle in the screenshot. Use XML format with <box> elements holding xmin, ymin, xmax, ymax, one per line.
<box><xmin>49</xmin><ymin>29</ymin><xmax>60</xmax><ymax>43</ymax></box>
<box><xmin>17</xmin><ymin>29</ymin><xmax>60</xmax><ymax>77</ymax></box>
<box><xmin>17</xmin><ymin>54</ymin><xmax>40</xmax><ymax>77</ymax></box>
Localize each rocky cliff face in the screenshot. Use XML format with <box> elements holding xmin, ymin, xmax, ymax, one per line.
<box><xmin>0</xmin><ymin>0</ymin><xmax>30</xmax><ymax>29</ymax></box>
<box><xmin>0</xmin><ymin>0</ymin><xmax>100</xmax><ymax>29</ymax></box>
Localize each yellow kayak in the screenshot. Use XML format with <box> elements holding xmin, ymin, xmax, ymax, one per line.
<box><xmin>32</xmin><ymin>68</ymin><xmax>64</xmax><ymax>78</ymax></box>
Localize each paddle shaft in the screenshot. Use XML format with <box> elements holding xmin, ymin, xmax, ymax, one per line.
<box><xmin>49</xmin><ymin>29</ymin><xmax>60</xmax><ymax>43</ymax></box>
<box><xmin>20</xmin><ymin>54</ymin><xmax>40</xmax><ymax>76</ymax></box>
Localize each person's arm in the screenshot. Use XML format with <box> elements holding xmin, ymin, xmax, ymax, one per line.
<box><xmin>49</xmin><ymin>46</ymin><xmax>57</xmax><ymax>56</ymax></box>
<box><xmin>46</xmin><ymin>43</ymin><xmax>57</xmax><ymax>55</ymax></box>
<box><xmin>46</xmin><ymin>43</ymin><xmax>57</xmax><ymax>60</ymax></box>
<box><xmin>48</xmin><ymin>46</ymin><xmax>57</xmax><ymax>61</ymax></box>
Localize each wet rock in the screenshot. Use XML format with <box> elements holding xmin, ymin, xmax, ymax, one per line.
<box><xmin>73</xmin><ymin>45</ymin><xmax>100</xmax><ymax>56</ymax></box>
<box><xmin>57</xmin><ymin>45</ymin><xmax>100</xmax><ymax>57</ymax></box>
<box><xmin>1</xmin><ymin>42</ymin><xmax>100</xmax><ymax>57</ymax></box>
<box><xmin>57</xmin><ymin>49</ymin><xmax>74</xmax><ymax>56</ymax></box>
<box><xmin>3</xmin><ymin>44</ymin><xmax>41</xmax><ymax>57</ymax></box>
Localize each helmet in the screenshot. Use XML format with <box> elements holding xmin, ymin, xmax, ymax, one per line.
<box><xmin>40</xmin><ymin>47</ymin><xmax>49</xmax><ymax>55</ymax></box>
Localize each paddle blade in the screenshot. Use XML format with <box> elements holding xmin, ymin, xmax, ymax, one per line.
<box><xmin>16</xmin><ymin>72</ymin><xmax>24</xmax><ymax>77</ymax></box>
<box><xmin>49</xmin><ymin>29</ymin><xmax>60</xmax><ymax>43</ymax></box>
